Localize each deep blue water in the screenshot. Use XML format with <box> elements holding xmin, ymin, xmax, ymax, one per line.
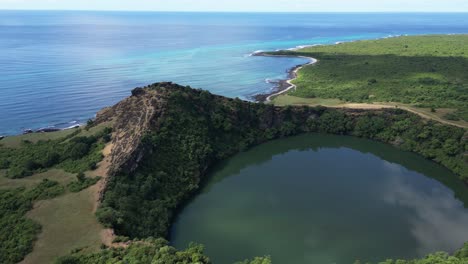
<box><xmin>1</xmin><ymin>11</ymin><xmax>468</xmax><ymax>135</ymax></box>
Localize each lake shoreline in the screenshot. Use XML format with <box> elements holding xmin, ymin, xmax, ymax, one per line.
<box><xmin>252</xmin><ymin>52</ymin><xmax>318</xmax><ymax>102</ymax></box>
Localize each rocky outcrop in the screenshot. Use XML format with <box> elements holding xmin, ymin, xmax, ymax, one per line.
<box><xmin>94</xmin><ymin>83</ymin><xmax>174</xmax><ymax>185</ymax></box>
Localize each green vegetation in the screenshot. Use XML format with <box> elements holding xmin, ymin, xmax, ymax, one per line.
<box><xmin>0</xmin><ymin>179</ymin><xmax>65</xmax><ymax>264</ymax></box>
<box><xmin>363</xmin><ymin>242</ymin><xmax>468</xmax><ymax>264</ymax></box>
<box><xmin>0</xmin><ymin>169</ymin><xmax>75</xmax><ymax>190</ymax></box>
<box><xmin>52</xmin><ymin>239</ymin><xmax>468</xmax><ymax>264</ymax></box>
<box><xmin>53</xmin><ymin>237</ymin><xmax>273</xmax><ymax>264</ymax></box>
<box><xmin>1</xmin><ymin>83</ymin><xmax>466</xmax><ymax>263</ymax></box>
<box><xmin>268</xmin><ymin>35</ymin><xmax>468</xmax><ymax>122</ymax></box>
<box><xmin>112</xmin><ymin>236</ymin><xmax>130</xmax><ymax>243</ymax></box>
<box><xmin>24</xmin><ymin>178</ymin><xmax>105</xmax><ymax>264</ymax></box>
<box><xmin>0</xmin><ymin>127</ymin><xmax>111</xmax><ymax>178</ymax></box>
<box><xmin>0</xmin><ymin>126</ymin><xmax>111</xmax><ymax>263</ymax></box>
<box><xmin>97</xmin><ymin>85</ymin><xmax>466</xmax><ymax>243</ymax></box>
<box><xmin>67</xmin><ymin>172</ymin><xmax>101</xmax><ymax>193</ymax></box>
<box><xmin>54</xmin><ymin>238</ymin><xmax>210</xmax><ymax>264</ymax></box>
<box><xmin>235</xmin><ymin>257</ymin><xmax>272</xmax><ymax>264</ymax></box>
<box><xmin>0</xmin><ymin>129</ymin><xmax>79</xmax><ymax>148</ymax></box>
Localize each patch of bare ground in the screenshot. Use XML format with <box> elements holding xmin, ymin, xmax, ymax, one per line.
<box><xmin>339</xmin><ymin>103</ymin><xmax>467</xmax><ymax>128</ymax></box>
<box><xmin>88</xmin><ymin>142</ymin><xmax>129</xmax><ymax>248</ymax></box>
<box><xmin>273</xmin><ymin>95</ymin><xmax>467</xmax><ymax>129</ymax></box>
<box><xmin>21</xmin><ymin>141</ymin><xmax>119</xmax><ymax>264</ymax></box>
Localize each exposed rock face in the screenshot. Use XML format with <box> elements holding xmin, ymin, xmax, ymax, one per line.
<box><xmin>94</xmin><ymin>83</ymin><xmax>173</xmax><ymax>180</ymax></box>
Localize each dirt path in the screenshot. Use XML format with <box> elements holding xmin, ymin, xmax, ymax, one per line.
<box><xmin>337</xmin><ymin>103</ymin><xmax>467</xmax><ymax>128</ymax></box>
<box><xmin>273</xmin><ymin>94</ymin><xmax>467</xmax><ymax>129</ymax></box>
<box><xmin>86</xmin><ymin>142</ymin><xmax>120</xmax><ymax>246</ymax></box>
<box><xmin>88</xmin><ymin>143</ymin><xmax>113</xmax><ymax>212</ymax></box>
<box><xmin>89</xmin><ymin>142</ymin><xmax>130</xmax><ymax>248</ymax></box>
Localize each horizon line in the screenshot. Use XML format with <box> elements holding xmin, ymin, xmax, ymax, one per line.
<box><xmin>1</xmin><ymin>9</ymin><xmax>468</xmax><ymax>13</ymax></box>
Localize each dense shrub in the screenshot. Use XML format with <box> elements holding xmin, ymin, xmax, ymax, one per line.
<box><xmin>364</xmin><ymin>242</ymin><xmax>468</xmax><ymax>264</ymax></box>
<box><xmin>0</xmin><ymin>128</ymin><xmax>112</xmax><ymax>178</ymax></box>
<box><xmin>235</xmin><ymin>257</ymin><xmax>272</xmax><ymax>264</ymax></box>
<box><xmin>54</xmin><ymin>238</ymin><xmax>210</xmax><ymax>264</ymax></box>
<box><xmin>0</xmin><ymin>179</ymin><xmax>65</xmax><ymax>264</ymax></box>
<box><xmin>67</xmin><ymin>175</ymin><xmax>101</xmax><ymax>193</ymax></box>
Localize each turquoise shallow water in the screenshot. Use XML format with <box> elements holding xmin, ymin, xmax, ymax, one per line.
<box><xmin>1</xmin><ymin>12</ymin><xmax>468</xmax><ymax>134</ymax></box>
<box><xmin>171</xmin><ymin>134</ymin><xmax>468</xmax><ymax>264</ymax></box>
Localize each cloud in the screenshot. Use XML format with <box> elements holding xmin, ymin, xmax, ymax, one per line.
<box><xmin>383</xmin><ymin>172</ymin><xmax>468</xmax><ymax>255</ymax></box>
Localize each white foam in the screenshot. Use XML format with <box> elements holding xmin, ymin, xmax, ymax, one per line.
<box><xmin>247</xmin><ymin>50</ymin><xmax>265</xmax><ymax>57</ymax></box>
<box><xmin>383</xmin><ymin>34</ymin><xmax>402</xmax><ymax>39</ymax></box>
<box><xmin>289</xmin><ymin>44</ymin><xmax>323</xmax><ymax>51</ymax></box>
<box><xmin>64</xmin><ymin>123</ymin><xmax>82</xmax><ymax>130</ymax></box>
<box><xmin>265</xmin><ymin>78</ymin><xmax>278</xmax><ymax>84</ymax></box>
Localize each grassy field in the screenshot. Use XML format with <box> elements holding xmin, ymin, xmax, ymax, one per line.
<box><xmin>0</xmin><ymin>167</ymin><xmax>103</xmax><ymax>264</ymax></box>
<box><xmin>0</xmin><ymin>169</ymin><xmax>75</xmax><ymax>190</ymax></box>
<box><xmin>0</xmin><ymin>122</ymin><xmax>112</xmax><ymax>149</ymax></box>
<box><xmin>270</xmin><ymin>35</ymin><xmax>468</xmax><ymax>122</ymax></box>
<box><xmin>273</xmin><ymin>95</ymin><xmax>345</xmax><ymax>107</ymax></box>
<box><xmin>0</xmin><ymin>123</ymin><xmax>113</xmax><ymax>264</ymax></box>
<box><xmin>22</xmin><ymin>186</ymin><xmax>103</xmax><ymax>264</ymax></box>
<box><xmin>0</xmin><ymin>129</ymin><xmax>78</xmax><ymax>148</ymax></box>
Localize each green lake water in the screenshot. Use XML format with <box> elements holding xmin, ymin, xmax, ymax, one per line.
<box><xmin>171</xmin><ymin>134</ymin><xmax>468</xmax><ymax>264</ymax></box>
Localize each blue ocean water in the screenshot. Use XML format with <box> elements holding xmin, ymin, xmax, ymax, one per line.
<box><xmin>1</xmin><ymin>11</ymin><xmax>467</xmax><ymax>135</ymax></box>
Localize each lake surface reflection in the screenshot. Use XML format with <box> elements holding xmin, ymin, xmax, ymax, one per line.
<box><xmin>171</xmin><ymin>134</ymin><xmax>468</xmax><ymax>264</ymax></box>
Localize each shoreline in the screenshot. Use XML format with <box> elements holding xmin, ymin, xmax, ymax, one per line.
<box><xmin>252</xmin><ymin>53</ymin><xmax>318</xmax><ymax>102</ymax></box>
<box><xmin>6</xmin><ymin>34</ymin><xmax>464</xmax><ymax>137</ymax></box>
<box><xmin>0</xmin><ymin>124</ymin><xmax>83</xmax><ymax>140</ymax></box>
<box><xmin>250</xmin><ymin>33</ymin><xmax>413</xmax><ymax>103</ymax></box>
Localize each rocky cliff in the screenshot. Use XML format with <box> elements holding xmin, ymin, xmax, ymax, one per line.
<box><xmin>94</xmin><ymin>83</ymin><xmax>172</xmax><ymax>178</ymax></box>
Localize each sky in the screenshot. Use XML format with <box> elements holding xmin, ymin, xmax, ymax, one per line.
<box><xmin>0</xmin><ymin>0</ymin><xmax>468</xmax><ymax>12</ymax></box>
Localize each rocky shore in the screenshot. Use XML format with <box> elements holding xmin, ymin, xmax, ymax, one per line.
<box><xmin>252</xmin><ymin>52</ymin><xmax>317</xmax><ymax>102</ymax></box>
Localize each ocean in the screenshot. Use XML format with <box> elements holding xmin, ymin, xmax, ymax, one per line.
<box><xmin>1</xmin><ymin>11</ymin><xmax>467</xmax><ymax>135</ymax></box>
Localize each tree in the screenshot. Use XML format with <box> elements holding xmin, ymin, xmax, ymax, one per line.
<box><xmin>76</xmin><ymin>172</ymin><xmax>86</xmax><ymax>182</ymax></box>
<box><xmin>443</xmin><ymin>139</ymin><xmax>460</xmax><ymax>156</ymax></box>
<box><xmin>67</xmin><ymin>143</ymin><xmax>90</xmax><ymax>160</ymax></box>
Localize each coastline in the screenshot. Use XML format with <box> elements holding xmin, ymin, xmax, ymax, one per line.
<box><xmin>6</xmin><ymin>34</ymin><xmax>464</xmax><ymax>137</ymax></box>
<box><xmin>252</xmin><ymin>53</ymin><xmax>318</xmax><ymax>102</ymax></box>
<box><xmin>251</xmin><ymin>34</ymin><xmax>410</xmax><ymax>103</ymax></box>
<box><xmin>0</xmin><ymin>124</ymin><xmax>83</xmax><ymax>141</ymax></box>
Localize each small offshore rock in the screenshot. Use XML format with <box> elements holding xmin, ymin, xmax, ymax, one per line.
<box><xmin>36</xmin><ymin>127</ymin><xmax>61</xmax><ymax>133</ymax></box>
<box><xmin>23</xmin><ymin>129</ymin><xmax>33</xmax><ymax>134</ymax></box>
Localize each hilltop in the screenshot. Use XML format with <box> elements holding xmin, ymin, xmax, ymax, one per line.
<box><xmin>0</xmin><ymin>82</ymin><xmax>466</xmax><ymax>264</ymax></box>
